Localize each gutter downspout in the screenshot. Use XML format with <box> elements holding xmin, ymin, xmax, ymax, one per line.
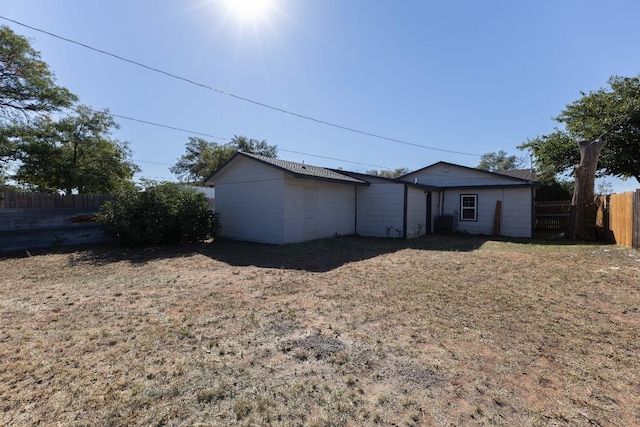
<box><xmin>355</xmin><ymin>186</ymin><xmax>358</xmax><ymax>235</ymax></box>
<box><xmin>426</xmin><ymin>191</ymin><xmax>432</xmax><ymax>234</ymax></box>
<box><xmin>402</xmin><ymin>184</ymin><xmax>408</xmax><ymax>239</ymax></box>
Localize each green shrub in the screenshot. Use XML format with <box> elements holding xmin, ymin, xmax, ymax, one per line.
<box><xmin>99</xmin><ymin>181</ymin><xmax>220</xmax><ymax>245</ymax></box>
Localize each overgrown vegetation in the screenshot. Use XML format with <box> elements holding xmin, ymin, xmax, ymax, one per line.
<box><xmin>1</xmin><ymin>236</ymin><xmax>638</xmax><ymax>426</ymax></box>
<box><xmin>99</xmin><ymin>181</ymin><xmax>220</xmax><ymax>245</ymax></box>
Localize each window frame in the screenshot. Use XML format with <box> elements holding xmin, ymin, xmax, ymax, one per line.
<box><xmin>460</xmin><ymin>194</ymin><xmax>478</xmax><ymax>222</ymax></box>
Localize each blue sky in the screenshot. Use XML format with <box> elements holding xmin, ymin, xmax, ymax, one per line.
<box><xmin>2</xmin><ymin>0</ymin><xmax>639</xmax><ymax>191</ymax></box>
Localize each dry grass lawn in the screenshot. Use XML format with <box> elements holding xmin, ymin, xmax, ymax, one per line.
<box><xmin>1</xmin><ymin>235</ymin><xmax>639</xmax><ymax>426</ymax></box>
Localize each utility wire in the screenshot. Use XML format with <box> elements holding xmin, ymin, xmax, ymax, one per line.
<box><xmin>95</xmin><ymin>108</ymin><xmax>394</xmax><ymax>169</ymax></box>
<box><xmin>0</xmin><ymin>15</ymin><xmax>482</xmax><ymax>157</ymax></box>
<box><xmin>110</xmin><ymin>112</ymin><xmax>230</xmax><ymax>141</ymax></box>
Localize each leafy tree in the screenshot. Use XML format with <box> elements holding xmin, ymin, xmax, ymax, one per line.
<box><xmin>99</xmin><ymin>181</ymin><xmax>221</xmax><ymax>246</ymax></box>
<box><xmin>0</xmin><ymin>25</ymin><xmax>76</xmax><ymax>122</ymax></box>
<box><xmin>366</xmin><ymin>167</ymin><xmax>410</xmax><ymax>178</ymax></box>
<box><xmin>477</xmin><ymin>150</ymin><xmax>525</xmax><ymax>171</ymax></box>
<box><xmin>535</xmin><ymin>177</ymin><xmax>573</xmax><ymax>202</ymax></box>
<box><xmin>519</xmin><ymin>75</ymin><xmax>640</xmax><ymax>239</ymax></box>
<box><xmin>519</xmin><ymin>75</ymin><xmax>640</xmax><ymax>183</ymax></box>
<box><xmin>230</xmin><ymin>135</ymin><xmax>277</xmax><ymax>158</ymax></box>
<box><xmin>170</xmin><ymin>137</ymin><xmax>234</xmax><ymax>184</ymax></box>
<box><xmin>171</xmin><ymin>135</ymin><xmax>277</xmax><ymax>184</ymax></box>
<box><xmin>0</xmin><ymin>25</ymin><xmax>78</xmax><ymax>184</ymax></box>
<box><xmin>9</xmin><ymin>105</ymin><xmax>139</xmax><ymax>194</ymax></box>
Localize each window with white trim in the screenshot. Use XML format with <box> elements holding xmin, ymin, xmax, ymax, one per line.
<box><xmin>460</xmin><ymin>194</ymin><xmax>477</xmax><ymax>221</ymax></box>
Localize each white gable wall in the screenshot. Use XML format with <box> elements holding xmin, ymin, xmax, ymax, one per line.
<box><xmin>283</xmin><ymin>177</ymin><xmax>356</xmax><ymax>243</ymax></box>
<box><xmin>406</xmin><ymin>163</ymin><xmax>523</xmax><ymax>187</ymax></box>
<box><xmin>212</xmin><ymin>157</ymin><xmax>286</xmax><ymax>244</ymax></box>
<box><xmin>403</xmin><ymin>163</ymin><xmax>534</xmax><ymax>238</ymax></box>
<box><xmin>356</xmin><ymin>183</ymin><xmax>405</xmax><ymax>238</ymax></box>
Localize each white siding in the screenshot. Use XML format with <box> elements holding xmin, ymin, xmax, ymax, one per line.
<box><xmin>283</xmin><ymin>177</ymin><xmax>356</xmax><ymax>243</ymax></box>
<box><xmin>500</xmin><ymin>187</ymin><xmax>534</xmax><ymax>237</ymax></box>
<box><xmin>356</xmin><ymin>183</ymin><xmax>404</xmax><ymax>238</ymax></box>
<box><xmin>404</xmin><ymin>163</ymin><xmax>527</xmax><ymax>187</ymax></box>
<box><xmin>441</xmin><ymin>188</ymin><xmax>532</xmax><ymax>237</ymax></box>
<box><xmin>212</xmin><ymin>157</ymin><xmax>286</xmax><ymax>244</ymax></box>
<box><xmin>406</xmin><ymin>187</ymin><xmax>428</xmax><ymax>238</ymax></box>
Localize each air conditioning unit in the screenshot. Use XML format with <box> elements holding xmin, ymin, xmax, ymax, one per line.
<box><xmin>435</xmin><ymin>215</ymin><xmax>457</xmax><ymax>233</ymax></box>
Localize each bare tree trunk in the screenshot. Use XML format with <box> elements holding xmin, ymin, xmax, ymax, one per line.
<box><xmin>567</xmin><ymin>139</ymin><xmax>607</xmax><ymax>240</ymax></box>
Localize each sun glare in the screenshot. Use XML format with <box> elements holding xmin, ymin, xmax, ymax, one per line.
<box><xmin>225</xmin><ymin>0</ymin><xmax>273</xmax><ymax>22</ymax></box>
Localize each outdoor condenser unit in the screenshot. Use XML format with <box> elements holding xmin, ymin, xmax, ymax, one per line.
<box><xmin>435</xmin><ymin>214</ymin><xmax>457</xmax><ymax>233</ymax></box>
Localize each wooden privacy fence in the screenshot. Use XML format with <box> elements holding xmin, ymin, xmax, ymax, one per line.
<box><xmin>0</xmin><ymin>208</ymin><xmax>111</xmax><ymax>253</ymax></box>
<box><xmin>0</xmin><ymin>192</ymin><xmax>114</xmax><ymax>209</ymax></box>
<box><xmin>597</xmin><ymin>190</ymin><xmax>640</xmax><ymax>249</ymax></box>
<box><xmin>0</xmin><ymin>192</ymin><xmax>115</xmax><ymax>253</ymax></box>
<box><xmin>535</xmin><ymin>201</ymin><xmax>571</xmax><ymax>230</ymax></box>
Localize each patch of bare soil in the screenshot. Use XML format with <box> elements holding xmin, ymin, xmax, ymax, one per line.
<box><xmin>0</xmin><ymin>235</ymin><xmax>638</xmax><ymax>426</ymax></box>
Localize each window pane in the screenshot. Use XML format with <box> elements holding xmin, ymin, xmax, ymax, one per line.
<box><xmin>460</xmin><ymin>195</ymin><xmax>477</xmax><ymax>221</ymax></box>
<box><xmin>462</xmin><ymin>208</ymin><xmax>475</xmax><ymax>220</ymax></box>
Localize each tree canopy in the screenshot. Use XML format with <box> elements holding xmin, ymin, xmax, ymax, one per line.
<box><xmin>9</xmin><ymin>105</ymin><xmax>139</xmax><ymax>194</ymax></box>
<box><xmin>0</xmin><ymin>25</ymin><xmax>77</xmax><ymax>123</ymax></box>
<box><xmin>0</xmin><ymin>26</ymin><xmax>138</xmax><ymax>194</ymax></box>
<box><xmin>477</xmin><ymin>150</ymin><xmax>525</xmax><ymax>172</ymax></box>
<box><xmin>171</xmin><ymin>135</ymin><xmax>277</xmax><ymax>184</ymax></box>
<box><xmin>519</xmin><ymin>75</ymin><xmax>640</xmax><ymax>183</ymax></box>
<box><xmin>365</xmin><ymin>167</ymin><xmax>410</xmax><ymax>178</ymax></box>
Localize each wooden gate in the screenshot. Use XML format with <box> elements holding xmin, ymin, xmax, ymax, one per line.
<box><xmin>596</xmin><ymin>190</ymin><xmax>640</xmax><ymax>248</ymax></box>
<box><xmin>535</xmin><ymin>201</ymin><xmax>571</xmax><ymax>230</ymax></box>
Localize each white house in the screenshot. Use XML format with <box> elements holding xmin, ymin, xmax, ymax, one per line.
<box><xmin>205</xmin><ymin>153</ymin><xmax>538</xmax><ymax>244</ymax></box>
<box><xmin>401</xmin><ymin>162</ymin><xmax>537</xmax><ymax>238</ymax></box>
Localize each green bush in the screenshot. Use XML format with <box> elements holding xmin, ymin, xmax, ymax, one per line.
<box><xmin>99</xmin><ymin>181</ymin><xmax>220</xmax><ymax>245</ymax></box>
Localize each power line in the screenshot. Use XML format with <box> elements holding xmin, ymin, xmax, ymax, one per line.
<box><xmin>94</xmin><ymin>108</ymin><xmax>394</xmax><ymax>169</ymax></box>
<box><xmin>110</xmin><ymin>113</ymin><xmax>230</xmax><ymax>141</ymax></box>
<box><xmin>0</xmin><ymin>15</ymin><xmax>482</xmax><ymax>158</ymax></box>
<box><xmin>278</xmin><ymin>149</ymin><xmax>390</xmax><ymax>169</ymax></box>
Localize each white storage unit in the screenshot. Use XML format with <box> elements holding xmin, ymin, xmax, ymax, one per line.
<box><xmin>206</xmin><ymin>152</ymin><xmax>365</xmax><ymax>244</ymax></box>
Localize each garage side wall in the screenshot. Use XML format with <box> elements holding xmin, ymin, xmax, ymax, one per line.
<box><xmin>500</xmin><ymin>187</ymin><xmax>534</xmax><ymax>237</ymax></box>
<box><xmin>406</xmin><ymin>187</ymin><xmax>428</xmax><ymax>238</ymax></box>
<box><xmin>214</xmin><ymin>158</ymin><xmax>286</xmax><ymax>244</ymax></box>
<box><xmin>283</xmin><ymin>177</ymin><xmax>356</xmax><ymax>243</ymax></box>
<box><xmin>356</xmin><ymin>183</ymin><xmax>404</xmax><ymax>238</ymax></box>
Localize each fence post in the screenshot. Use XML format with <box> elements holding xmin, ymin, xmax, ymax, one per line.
<box><xmin>0</xmin><ymin>192</ymin><xmax>3</xmax><ymax>209</ymax></box>
<box><xmin>634</xmin><ymin>190</ymin><xmax>640</xmax><ymax>249</ymax></box>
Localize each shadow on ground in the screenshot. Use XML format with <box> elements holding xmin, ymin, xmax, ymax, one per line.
<box><xmin>3</xmin><ymin>233</ymin><xmax>606</xmax><ymax>273</ymax></box>
<box><xmin>196</xmin><ymin>234</ymin><xmax>490</xmax><ymax>272</ymax></box>
<box><xmin>54</xmin><ymin>234</ymin><xmax>489</xmax><ymax>272</ymax></box>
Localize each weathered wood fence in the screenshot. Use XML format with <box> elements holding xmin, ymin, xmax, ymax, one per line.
<box><xmin>535</xmin><ymin>201</ymin><xmax>571</xmax><ymax>230</ymax></box>
<box><xmin>0</xmin><ymin>192</ymin><xmax>115</xmax><ymax>253</ymax></box>
<box><xmin>0</xmin><ymin>192</ymin><xmax>114</xmax><ymax>209</ymax></box>
<box><xmin>596</xmin><ymin>190</ymin><xmax>640</xmax><ymax>249</ymax></box>
<box><xmin>0</xmin><ymin>208</ymin><xmax>111</xmax><ymax>254</ymax></box>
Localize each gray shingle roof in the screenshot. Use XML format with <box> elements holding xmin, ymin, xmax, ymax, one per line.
<box><xmin>495</xmin><ymin>169</ymin><xmax>537</xmax><ymax>181</ymax></box>
<box><xmin>240</xmin><ymin>152</ymin><xmax>367</xmax><ymax>184</ymax></box>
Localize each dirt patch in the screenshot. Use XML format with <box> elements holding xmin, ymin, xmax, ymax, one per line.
<box><xmin>281</xmin><ymin>333</ymin><xmax>345</xmax><ymax>361</ymax></box>
<box><xmin>1</xmin><ymin>235</ymin><xmax>639</xmax><ymax>426</ymax></box>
